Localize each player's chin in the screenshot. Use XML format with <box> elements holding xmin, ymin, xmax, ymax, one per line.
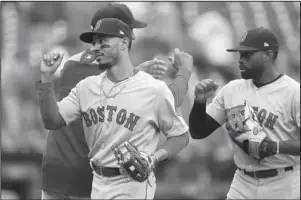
<box><xmin>240</xmin><ymin>71</ymin><xmax>253</xmax><ymax>79</ymax></box>
<box><xmin>97</xmin><ymin>58</ymin><xmax>109</xmax><ymax>65</ymax></box>
<box><xmin>98</xmin><ymin>63</ymin><xmax>112</xmax><ymax>69</ymax></box>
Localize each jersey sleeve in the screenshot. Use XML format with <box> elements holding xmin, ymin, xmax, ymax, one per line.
<box><xmin>168</xmin><ymin>67</ymin><xmax>191</xmax><ymax>108</ymax></box>
<box><xmin>292</xmin><ymin>87</ymin><xmax>300</xmax><ymax>129</ymax></box>
<box><xmin>206</xmin><ymin>84</ymin><xmax>228</xmax><ymax>125</ymax></box>
<box><xmin>155</xmin><ymin>81</ymin><xmax>189</xmax><ymax>138</ymax></box>
<box><xmin>57</xmin><ymin>84</ymin><xmax>81</xmax><ymax>125</ymax></box>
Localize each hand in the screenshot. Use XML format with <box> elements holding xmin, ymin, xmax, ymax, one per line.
<box><xmin>259</xmin><ymin>137</ymin><xmax>278</xmax><ymax>158</ymax></box>
<box><xmin>40</xmin><ymin>52</ymin><xmax>64</xmax><ymax>82</ymax></box>
<box><xmin>112</xmin><ymin>141</ymin><xmax>153</xmax><ymax>182</ymax></box>
<box><xmin>136</xmin><ymin>58</ymin><xmax>167</xmax><ymax>80</ymax></box>
<box><xmin>194</xmin><ymin>79</ymin><xmax>218</xmax><ymax>103</ymax></box>
<box><xmin>168</xmin><ymin>48</ymin><xmax>193</xmax><ymax>71</ymax></box>
<box><xmin>140</xmin><ymin>152</ymin><xmax>157</xmax><ymax>171</ymax></box>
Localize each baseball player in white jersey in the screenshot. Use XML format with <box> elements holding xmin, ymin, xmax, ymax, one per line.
<box><xmin>36</xmin><ymin>18</ymin><xmax>189</xmax><ymax>199</ymax></box>
<box><xmin>189</xmin><ymin>27</ymin><xmax>300</xmax><ymax>199</ymax></box>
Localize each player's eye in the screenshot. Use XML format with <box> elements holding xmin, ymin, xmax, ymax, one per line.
<box><xmin>239</xmin><ymin>51</ymin><xmax>257</xmax><ymax>59</ymax></box>
<box><xmin>100</xmin><ymin>43</ymin><xmax>110</xmax><ymax>48</ymax></box>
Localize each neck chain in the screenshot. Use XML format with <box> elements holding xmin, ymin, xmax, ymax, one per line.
<box><xmin>100</xmin><ymin>71</ymin><xmax>134</xmax><ymax>99</ymax></box>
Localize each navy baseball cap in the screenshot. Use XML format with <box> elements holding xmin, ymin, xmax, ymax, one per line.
<box><xmin>80</xmin><ymin>18</ymin><xmax>132</xmax><ymax>44</ymax></box>
<box><xmin>90</xmin><ymin>3</ymin><xmax>147</xmax><ymax>30</ymax></box>
<box><xmin>226</xmin><ymin>27</ymin><xmax>279</xmax><ymax>52</ymax></box>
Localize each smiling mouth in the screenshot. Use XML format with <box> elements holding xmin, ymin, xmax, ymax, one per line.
<box><xmin>96</xmin><ymin>54</ymin><xmax>104</xmax><ymax>61</ymax></box>
<box><xmin>239</xmin><ymin>65</ymin><xmax>247</xmax><ymax>70</ymax></box>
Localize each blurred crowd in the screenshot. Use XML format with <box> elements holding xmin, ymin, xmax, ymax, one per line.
<box><xmin>1</xmin><ymin>1</ymin><xmax>300</xmax><ymax>199</ymax></box>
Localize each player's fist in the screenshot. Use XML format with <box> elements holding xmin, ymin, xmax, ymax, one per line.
<box><xmin>40</xmin><ymin>52</ymin><xmax>64</xmax><ymax>82</ymax></box>
<box><xmin>136</xmin><ymin>58</ymin><xmax>167</xmax><ymax>80</ymax></box>
<box><xmin>194</xmin><ymin>79</ymin><xmax>218</xmax><ymax>103</ymax></box>
<box><xmin>168</xmin><ymin>48</ymin><xmax>193</xmax><ymax>71</ymax></box>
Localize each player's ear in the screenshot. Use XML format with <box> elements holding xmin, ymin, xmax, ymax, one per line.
<box><xmin>263</xmin><ymin>50</ymin><xmax>273</xmax><ymax>62</ymax></box>
<box><xmin>120</xmin><ymin>38</ymin><xmax>129</xmax><ymax>51</ymax></box>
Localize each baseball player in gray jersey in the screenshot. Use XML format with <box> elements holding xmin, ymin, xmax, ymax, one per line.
<box><xmin>36</xmin><ymin>18</ymin><xmax>189</xmax><ymax>199</ymax></box>
<box><xmin>40</xmin><ymin>3</ymin><xmax>193</xmax><ymax>199</ymax></box>
<box><xmin>189</xmin><ymin>27</ymin><xmax>300</xmax><ymax>199</ymax></box>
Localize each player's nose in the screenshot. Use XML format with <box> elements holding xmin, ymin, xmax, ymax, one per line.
<box><xmin>91</xmin><ymin>43</ymin><xmax>101</xmax><ymax>51</ymax></box>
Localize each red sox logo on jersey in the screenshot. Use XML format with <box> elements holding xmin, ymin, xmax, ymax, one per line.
<box><xmin>226</xmin><ymin>104</ymin><xmax>279</xmax><ymax>131</ymax></box>
<box><xmin>81</xmin><ymin>105</ymin><xmax>140</xmax><ymax>131</ymax></box>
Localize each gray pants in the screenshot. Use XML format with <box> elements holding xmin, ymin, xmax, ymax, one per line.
<box><xmin>91</xmin><ymin>171</ymin><xmax>156</xmax><ymax>199</ymax></box>
<box><xmin>227</xmin><ymin>165</ymin><xmax>300</xmax><ymax>199</ymax></box>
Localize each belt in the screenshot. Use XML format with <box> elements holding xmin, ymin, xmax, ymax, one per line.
<box><xmin>91</xmin><ymin>163</ymin><xmax>121</xmax><ymax>177</ymax></box>
<box><xmin>238</xmin><ymin>166</ymin><xmax>294</xmax><ymax>179</ymax></box>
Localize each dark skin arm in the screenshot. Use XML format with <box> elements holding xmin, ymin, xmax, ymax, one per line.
<box><xmin>190</xmin><ymin>103</ymin><xmax>300</xmax><ymax>156</ymax></box>
<box><xmin>189</xmin><ymin>101</ymin><xmax>221</xmax><ymax>139</ymax></box>
<box><xmin>279</xmin><ymin>140</ymin><xmax>300</xmax><ymax>156</ymax></box>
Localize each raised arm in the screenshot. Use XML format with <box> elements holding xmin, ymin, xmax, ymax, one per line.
<box><xmin>189</xmin><ymin>79</ymin><xmax>224</xmax><ymax>139</ymax></box>
<box><xmin>37</xmin><ymin>52</ymin><xmax>81</xmax><ymax>130</ymax></box>
<box><xmin>136</xmin><ymin>49</ymin><xmax>192</xmax><ymax>108</ymax></box>
<box><xmin>37</xmin><ymin>81</ymin><xmax>66</xmax><ymax>130</ymax></box>
<box><xmin>167</xmin><ymin>49</ymin><xmax>192</xmax><ymax>108</ymax></box>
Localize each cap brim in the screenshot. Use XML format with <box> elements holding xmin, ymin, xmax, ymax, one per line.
<box><xmin>80</xmin><ymin>32</ymin><xmax>111</xmax><ymax>43</ymax></box>
<box><xmin>130</xmin><ymin>20</ymin><xmax>147</xmax><ymax>29</ymax></box>
<box><xmin>226</xmin><ymin>45</ymin><xmax>260</xmax><ymax>52</ymax></box>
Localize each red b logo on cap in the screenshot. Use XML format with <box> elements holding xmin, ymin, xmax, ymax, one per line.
<box><xmin>94</xmin><ymin>20</ymin><xmax>102</xmax><ymax>31</ymax></box>
<box><xmin>241</xmin><ymin>31</ymin><xmax>248</xmax><ymax>42</ymax></box>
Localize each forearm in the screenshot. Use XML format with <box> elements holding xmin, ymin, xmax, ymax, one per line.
<box><xmin>279</xmin><ymin>139</ymin><xmax>300</xmax><ymax>156</ymax></box>
<box><xmin>168</xmin><ymin>67</ymin><xmax>191</xmax><ymax>108</ymax></box>
<box><xmin>36</xmin><ymin>81</ymin><xmax>66</xmax><ymax>130</ymax></box>
<box><xmin>154</xmin><ymin>132</ymin><xmax>190</xmax><ymax>162</ymax></box>
<box><xmin>189</xmin><ymin>101</ymin><xmax>220</xmax><ymax>139</ymax></box>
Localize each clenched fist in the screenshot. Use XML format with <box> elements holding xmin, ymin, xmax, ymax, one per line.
<box><xmin>40</xmin><ymin>52</ymin><xmax>64</xmax><ymax>82</ymax></box>
<box><xmin>168</xmin><ymin>48</ymin><xmax>193</xmax><ymax>71</ymax></box>
<box><xmin>194</xmin><ymin>79</ymin><xmax>218</xmax><ymax>103</ymax></box>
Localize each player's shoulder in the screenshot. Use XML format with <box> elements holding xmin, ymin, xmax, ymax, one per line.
<box><xmin>222</xmin><ymin>78</ymin><xmax>247</xmax><ymax>91</ymax></box>
<box><xmin>280</xmin><ymin>75</ymin><xmax>300</xmax><ymax>98</ymax></box>
<box><xmin>136</xmin><ymin>70</ymin><xmax>166</xmax><ymax>87</ymax></box>
<box><xmin>134</xmin><ymin>70</ymin><xmax>168</xmax><ymax>94</ymax></box>
<box><xmin>77</xmin><ymin>72</ymin><xmax>104</xmax><ymax>88</ymax></box>
<box><xmin>281</xmin><ymin>75</ymin><xmax>300</xmax><ymax>88</ymax></box>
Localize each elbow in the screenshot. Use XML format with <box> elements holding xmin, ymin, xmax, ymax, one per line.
<box><xmin>188</xmin><ymin>117</ymin><xmax>210</xmax><ymax>140</ymax></box>
<box><xmin>189</xmin><ymin>127</ymin><xmax>209</xmax><ymax>140</ymax></box>
<box><xmin>183</xmin><ymin>132</ymin><xmax>190</xmax><ymax>146</ymax></box>
<box><xmin>42</xmin><ymin>118</ymin><xmax>62</xmax><ymax>130</ymax></box>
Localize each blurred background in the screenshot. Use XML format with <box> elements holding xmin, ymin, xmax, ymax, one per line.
<box><xmin>1</xmin><ymin>1</ymin><xmax>300</xmax><ymax>199</ymax></box>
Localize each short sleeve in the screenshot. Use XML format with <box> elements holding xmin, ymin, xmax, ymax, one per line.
<box><xmin>155</xmin><ymin>82</ymin><xmax>189</xmax><ymax>138</ymax></box>
<box><xmin>206</xmin><ymin>84</ymin><xmax>227</xmax><ymax>125</ymax></box>
<box><xmin>58</xmin><ymin>84</ymin><xmax>81</xmax><ymax>125</ymax></box>
<box><xmin>292</xmin><ymin>88</ymin><xmax>300</xmax><ymax>129</ymax></box>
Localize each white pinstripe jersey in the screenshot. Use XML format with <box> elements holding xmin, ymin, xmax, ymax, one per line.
<box><xmin>207</xmin><ymin>75</ymin><xmax>300</xmax><ymax>171</ymax></box>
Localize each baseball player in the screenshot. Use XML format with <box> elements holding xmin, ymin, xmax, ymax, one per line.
<box><xmin>40</xmin><ymin>3</ymin><xmax>191</xmax><ymax>200</ymax></box>
<box><xmin>189</xmin><ymin>27</ymin><xmax>300</xmax><ymax>199</ymax></box>
<box><xmin>37</xmin><ymin>18</ymin><xmax>190</xmax><ymax>199</ymax></box>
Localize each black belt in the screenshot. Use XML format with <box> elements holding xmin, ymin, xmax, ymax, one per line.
<box><xmin>91</xmin><ymin>163</ymin><xmax>121</xmax><ymax>177</ymax></box>
<box><xmin>238</xmin><ymin>166</ymin><xmax>294</xmax><ymax>179</ymax></box>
